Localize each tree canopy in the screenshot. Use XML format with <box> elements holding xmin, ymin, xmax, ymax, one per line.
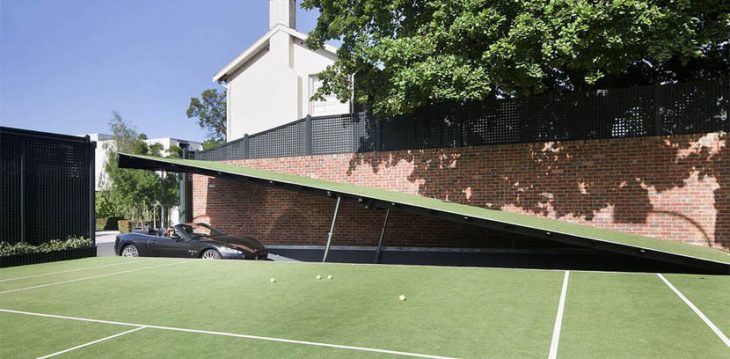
<box><xmin>101</xmin><ymin>112</ymin><xmax>179</xmax><ymax>223</ymax></box>
<box><xmin>187</xmin><ymin>88</ymin><xmax>227</xmax><ymax>141</ymax></box>
<box><xmin>302</xmin><ymin>0</ymin><xmax>729</xmax><ymax>116</ymax></box>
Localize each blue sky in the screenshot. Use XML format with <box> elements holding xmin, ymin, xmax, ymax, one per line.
<box><xmin>1</xmin><ymin>0</ymin><xmax>319</xmax><ymax>141</ymax></box>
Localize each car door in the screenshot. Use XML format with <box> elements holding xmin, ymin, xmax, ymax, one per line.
<box><xmin>148</xmin><ymin>235</ymin><xmax>189</xmax><ymax>258</ymax></box>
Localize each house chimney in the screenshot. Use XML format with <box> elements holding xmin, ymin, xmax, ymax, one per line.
<box><xmin>270</xmin><ymin>0</ymin><xmax>296</xmax><ymax>29</ymax></box>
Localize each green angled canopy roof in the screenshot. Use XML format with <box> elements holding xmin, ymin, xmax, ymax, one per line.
<box><xmin>118</xmin><ymin>153</ymin><xmax>730</xmax><ymax>273</ymax></box>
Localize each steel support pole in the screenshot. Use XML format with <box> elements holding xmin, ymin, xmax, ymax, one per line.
<box><xmin>322</xmin><ymin>196</ymin><xmax>341</xmax><ymax>263</ymax></box>
<box><xmin>373</xmin><ymin>209</ymin><xmax>390</xmax><ymax>263</ymax></box>
<box><xmin>178</xmin><ymin>143</ymin><xmax>190</xmax><ymax>224</ymax></box>
<box><xmin>20</xmin><ymin>151</ymin><xmax>25</xmax><ymax>243</ymax></box>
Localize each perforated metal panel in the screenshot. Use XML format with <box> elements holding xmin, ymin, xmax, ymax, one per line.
<box><xmin>0</xmin><ymin>128</ymin><xmax>94</xmax><ymax>245</ymax></box>
<box><xmin>661</xmin><ymin>81</ymin><xmax>729</xmax><ymax>135</ymax></box>
<box><xmin>465</xmin><ymin>100</ymin><xmax>521</xmax><ymax>145</ymax></box>
<box><xmin>0</xmin><ymin>134</ymin><xmax>22</xmax><ymax>242</ymax></box>
<box><xmin>195</xmin><ymin>81</ymin><xmax>728</xmax><ymax>162</ymax></box>
<box><xmin>249</xmin><ymin>120</ymin><xmax>307</xmax><ymax>159</ymax></box>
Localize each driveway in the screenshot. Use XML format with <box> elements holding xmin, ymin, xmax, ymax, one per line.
<box><xmin>95</xmin><ymin>231</ymin><xmax>118</xmax><ymax>256</ymax></box>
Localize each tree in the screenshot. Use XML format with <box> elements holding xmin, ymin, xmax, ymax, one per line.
<box><xmin>202</xmin><ymin>138</ymin><xmax>225</xmax><ymax>150</ymax></box>
<box><xmin>103</xmin><ymin>112</ymin><xmax>179</xmax><ymax>225</ymax></box>
<box><xmin>186</xmin><ymin>88</ymin><xmax>227</xmax><ymax>141</ymax></box>
<box><xmin>302</xmin><ymin>0</ymin><xmax>730</xmax><ymax>116</ymax></box>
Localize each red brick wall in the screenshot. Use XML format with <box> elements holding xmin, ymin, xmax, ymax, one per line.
<box><xmin>193</xmin><ymin>132</ymin><xmax>729</xmax><ymax>250</ymax></box>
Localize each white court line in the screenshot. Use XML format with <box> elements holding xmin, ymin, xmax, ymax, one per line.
<box><xmin>548</xmin><ymin>271</ymin><xmax>570</xmax><ymax>359</ymax></box>
<box><xmin>0</xmin><ymin>309</ymin><xmax>457</xmax><ymax>359</ymax></box>
<box><xmin>657</xmin><ymin>273</ymin><xmax>730</xmax><ymax>348</ymax></box>
<box><xmin>0</xmin><ymin>261</ymin><xmax>187</xmax><ymax>295</ymax></box>
<box><xmin>36</xmin><ymin>326</ymin><xmax>146</xmax><ymax>359</ymax></box>
<box><xmin>0</xmin><ymin>261</ymin><xmax>137</xmax><ymax>282</ymax></box>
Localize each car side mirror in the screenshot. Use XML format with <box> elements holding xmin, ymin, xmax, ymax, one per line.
<box><xmin>171</xmin><ymin>234</ymin><xmax>182</xmax><ymax>241</ymax></box>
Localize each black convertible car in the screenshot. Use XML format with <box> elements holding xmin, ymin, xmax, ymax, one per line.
<box><xmin>115</xmin><ymin>223</ymin><xmax>267</xmax><ymax>260</ymax></box>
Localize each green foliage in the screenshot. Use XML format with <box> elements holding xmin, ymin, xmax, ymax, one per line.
<box><xmin>148</xmin><ymin>142</ymin><xmax>164</xmax><ymax>157</ymax></box>
<box><xmin>104</xmin><ymin>112</ymin><xmax>179</xmax><ymax>224</ymax></box>
<box><xmin>202</xmin><ymin>138</ymin><xmax>225</xmax><ymax>151</ymax></box>
<box><xmin>303</xmin><ymin>0</ymin><xmax>730</xmax><ymax>115</ymax></box>
<box><xmin>0</xmin><ymin>237</ymin><xmax>93</xmax><ymax>257</ymax></box>
<box><xmin>95</xmin><ymin>191</ymin><xmax>119</xmax><ymax>219</ymax></box>
<box><xmin>187</xmin><ymin>88</ymin><xmax>227</xmax><ymax>141</ymax></box>
<box><xmin>167</xmin><ymin>145</ymin><xmax>183</xmax><ymax>159</ymax></box>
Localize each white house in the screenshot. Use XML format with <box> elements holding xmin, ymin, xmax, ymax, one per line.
<box><xmin>213</xmin><ymin>0</ymin><xmax>350</xmax><ymax>141</ymax></box>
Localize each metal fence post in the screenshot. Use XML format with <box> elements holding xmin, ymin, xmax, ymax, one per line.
<box><xmin>87</xmin><ymin>136</ymin><xmax>96</xmax><ymax>244</ymax></box>
<box><xmin>243</xmin><ymin>134</ymin><xmax>250</xmax><ymax>159</ymax></box>
<box><xmin>726</xmin><ymin>78</ymin><xmax>730</xmax><ymax>133</ymax></box>
<box><xmin>374</xmin><ymin>114</ymin><xmax>382</xmax><ymax>152</ymax></box>
<box><xmin>305</xmin><ymin>115</ymin><xmax>313</xmax><ymax>155</ymax></box>
<box><xmin>654</xmin><ymin>84</ymin><xmax>664</xmax><ymax>136</ymax></box>
<box><xmin>352</xmin><ymin>113</ymin><xmax>358</xmax><ymax>153</ymax></box>
<box><xmin>20</xmin><ymin>148</ymin><xmax>25</xmax><ymax>244</ymax></box>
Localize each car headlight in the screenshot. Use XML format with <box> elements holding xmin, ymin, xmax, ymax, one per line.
<box><xmin>220</xmin><ymin>247</ymin><xmax>242</xmax><ymax>254</ymax></box>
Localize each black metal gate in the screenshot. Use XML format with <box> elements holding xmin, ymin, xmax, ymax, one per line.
<box><xmin>1</xmin><ymin>127</ymin><xmax>96</xmax><ymax>245</ymax></box>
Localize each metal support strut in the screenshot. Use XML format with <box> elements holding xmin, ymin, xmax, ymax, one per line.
<box><xmin>322</xmin><ymin>196</ymin><xmax>341</xmax><ymax>262</ymax></box>
<box><xmin>373</xmin><ymin>209</ymin><xmax>390</xmax><ymax>264</ymax></box>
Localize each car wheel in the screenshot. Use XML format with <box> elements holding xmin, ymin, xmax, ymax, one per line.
<box><xmin>201</xmin><ymin>249</ymin><xmax>221</xmax><ymax>260</ymax></box>
<box><xmin>121</xmin><ymin>244</ymin><xmax>139</xmax><ymax>257</ymax></box>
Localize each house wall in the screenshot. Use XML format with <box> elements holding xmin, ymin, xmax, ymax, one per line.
<box><xmin>226</xmin><ymin>32</ymin><xmax>299</xmax><ymax>141</ymax></box>
<box><xmin>193</xmin><ymin>132</ymin><xmax>729</xmax><ymax>250</ymax></box>
<box><xmin>226</xmin><ymin>32</ymin><xmax>349</xmax><ymax>141</ymax></box>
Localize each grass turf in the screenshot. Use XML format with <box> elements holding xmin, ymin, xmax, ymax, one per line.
<box><xmin>1</xmin><ymin>257</ymin><xmax>728</xmax><ymax>358</ymax></box>
<box><xmin>558</xmin><ymin>272</ymin><xmax>729</xmax><ymax>358</ymax></box>
<box><xmin>56</xmin><ymin>328</ymin><xmax>392</xmax><ymax>359</ymax></box>
<box><xmin>663</xmin><ymin>273</ymin><xmax>730</xmax><ymax>335</ymax></box>
<box><xmin>0</xmin><ymin>312</ymin><xmax>125</xmax><ymax>358</ymax></box>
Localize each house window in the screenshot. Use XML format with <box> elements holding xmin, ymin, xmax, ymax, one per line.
<box><xmin>309</xmin><ymin>75</ymin><xmax>340</xmax><ymax>116</ymax></box>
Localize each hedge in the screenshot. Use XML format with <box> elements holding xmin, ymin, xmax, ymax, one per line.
<box><xmin>0</xmin><ymin>237</ymin><xmax>93</xmax><ymax>257</ymax></box>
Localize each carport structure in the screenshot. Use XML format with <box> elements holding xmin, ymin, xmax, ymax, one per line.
<box><xmin>118</xmin><ymin>153</ymin><xmax>730</xmax><ymax>274</ymax></box>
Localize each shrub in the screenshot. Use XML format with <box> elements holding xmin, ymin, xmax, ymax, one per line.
<box><xmin>0</xmin><ymin>237</ymin><xmax>93</xmax><ymax>257</ymax></box>
<box><xmin>104</xmin><ymin>216</ymin><xmax>124</xmax><ymax>230</ymax></box>
<box><xmin>96</xmin><ymin>218</ymin><xmax>107</xmax><ymax>231</ymax></box>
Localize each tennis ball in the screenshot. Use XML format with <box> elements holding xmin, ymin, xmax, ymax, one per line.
<box><xmin>399</xmin><ymin>294</ymin><xmax>406</xmax><ymax>301</ymax></box>
<box><xmin>327</xmin><ymin>275</ymin><xmax>333</xmax><ymax>280</ymax></box>
<box><xmin>270</xmin><ymin>278</ymin><xmax>276</xmax><ymax>283</ymax></box>
<box><xmin>316</xmin><ymin>275</ymin><xmax>322</xmax><ymax>280</ymax></box>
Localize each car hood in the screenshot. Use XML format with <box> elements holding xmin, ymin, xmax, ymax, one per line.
<box><xmin>204</xmin><ymin>235</ymin><xmax>266</xmax><ymax>253</ymax></box>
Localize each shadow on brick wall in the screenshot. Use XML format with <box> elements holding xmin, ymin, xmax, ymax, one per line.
<box><xmin>347</xmin><ymin>132</ymin><xmax>728</xmax><ymax>249</ymax></box>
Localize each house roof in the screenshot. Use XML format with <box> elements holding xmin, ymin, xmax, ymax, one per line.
<box><xmin>212</xmin><ymin>24</ymin><xmax>339</xmax><ymax>83</ymax></box>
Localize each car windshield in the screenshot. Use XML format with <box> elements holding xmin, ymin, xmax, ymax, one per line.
<box><xmin>185</xmin><ymin>223</ymin><xmax>224</xmax><ymax>238</ymax></box>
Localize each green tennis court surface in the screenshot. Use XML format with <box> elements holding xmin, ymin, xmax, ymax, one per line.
<box><xmin>1</xmin><ymin>257</ymin><xmax>728</xmax><ymax>358</ymax></box>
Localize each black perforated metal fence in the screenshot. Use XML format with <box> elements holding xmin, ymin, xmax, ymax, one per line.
<box><xmin>0</xmin><ymin>127</ymin><xmax>95</xmax><ymax>245</ymax></box>
<box><xmin>196</xmin><ymin>80</ymin><xmax>729</xmax><ymax>161</ymax></box>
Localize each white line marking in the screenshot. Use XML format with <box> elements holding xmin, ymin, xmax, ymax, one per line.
<box><xmin>657</xmin><ymin>273</ymin><xmax>730</xmax><ymax>348</ymax></box>
<box><xmin>36</xmin><ymin>326</ymin><xmax>146</xmax><ymax>359</ymax></box>
<box><xmin>0</xmin><ymin>309</ymin><xmax>457</xmax><ymax>359</ymax></box>
<box><xmin>0</xmin><ymin>261</ymin><xmax>187</xmax><ymax>294</ymax></box>
<box><xmin>0</xmin><ymin>261</ymin><xmax>137</xmax><ymax>282</ymax></box>
<box><xmin>548</xmin><ymin>271</ymin><xmax>570</xmax><ymax>359</ymax></box>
